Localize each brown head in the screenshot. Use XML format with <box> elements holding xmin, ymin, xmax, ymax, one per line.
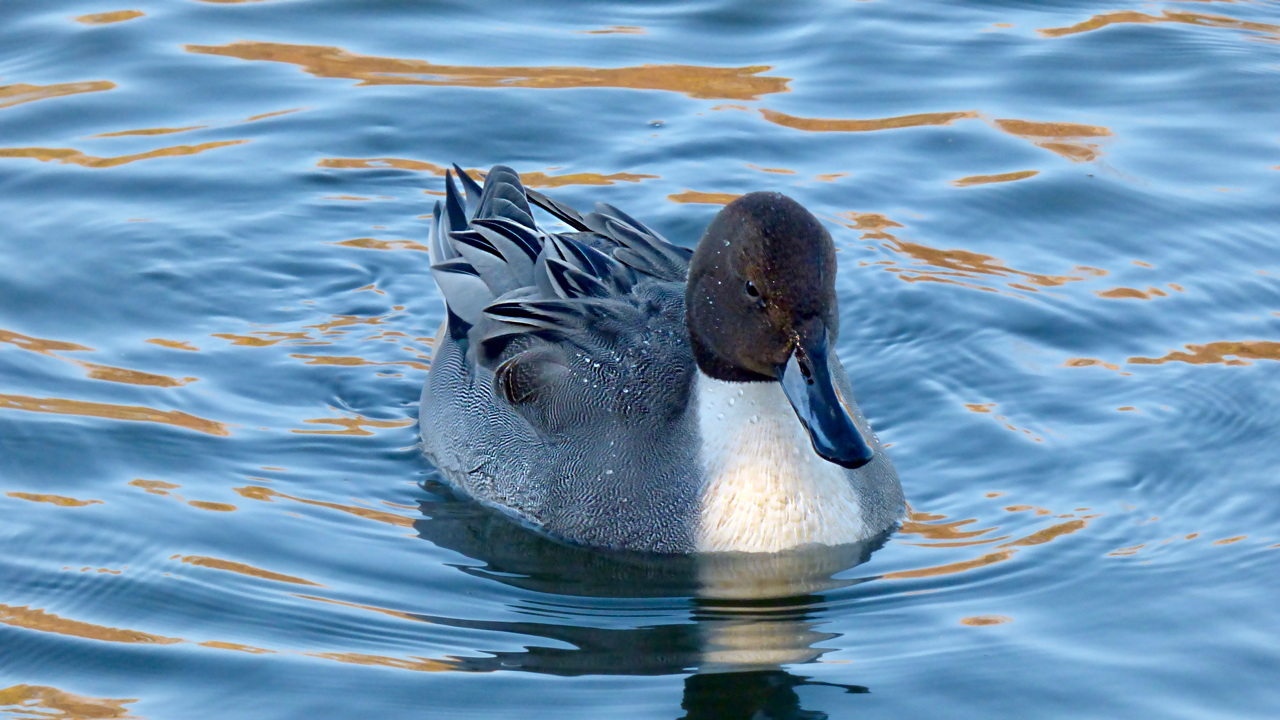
<box><xmin>685</xmin><ymin>192</ymin><xmax>872</xmax><ymax>468</ymax></box>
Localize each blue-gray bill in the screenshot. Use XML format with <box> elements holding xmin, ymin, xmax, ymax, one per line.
<box><xmin>777</xmin><ymin>330</ymin><xmax>875</xmax><ymax>469</ymax></box>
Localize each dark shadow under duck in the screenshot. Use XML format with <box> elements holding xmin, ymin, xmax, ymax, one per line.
<box><xmin>404</xmin><ymin>475</ymin><xmax>879</xmax><ymax>710</ymax></box>
<box><xmin>420</xmin><ymin>165</ymin><xmax>903</xmax><ymax>553</ymax></box>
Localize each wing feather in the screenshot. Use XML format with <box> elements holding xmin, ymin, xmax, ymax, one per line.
<box><xmin>427</xmin><ymin>164</ymin><xmax>689</xmax><ymax>359</ymax></box>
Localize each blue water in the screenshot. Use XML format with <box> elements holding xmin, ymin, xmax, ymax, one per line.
<box><xmin>3</xmin><ymin>1</ymin><xmax>1279</xmax><ymax>717</ymax></box>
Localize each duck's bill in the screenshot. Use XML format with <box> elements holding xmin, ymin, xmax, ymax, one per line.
<box><xmin>777</xmin><ymin>332</ymin><xmax>875</xmax><ymax>469</ymax></box>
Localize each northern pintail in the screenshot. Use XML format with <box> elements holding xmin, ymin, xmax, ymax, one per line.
<box><xmin>420</xmin><ymin>165</ymin><xmax>903</xmax><ymax>553</ymax></box>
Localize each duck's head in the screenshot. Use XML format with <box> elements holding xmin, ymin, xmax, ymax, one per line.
<box><xmin>686</xmin><ymin>192</ymin><xmax>874</xmax><ymax>469</ymax></box>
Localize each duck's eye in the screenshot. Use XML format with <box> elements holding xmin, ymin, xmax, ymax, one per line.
<box><xmin>745</xmin><ymin>281</ymin><xmax>760</xmax><ymax>298</ymax></box>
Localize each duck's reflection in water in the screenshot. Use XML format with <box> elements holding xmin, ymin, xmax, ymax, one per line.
<box><xmin>412</xmin><ymin>476</ymin><xmax>880</xmax><ymax>718</ymax></box>
<box><xmin>681</xmin><ymin>671</ymin><xmax>866</xmax><ymax>720</ymax></box>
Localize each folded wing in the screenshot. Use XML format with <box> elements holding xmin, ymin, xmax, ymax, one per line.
<box><xmin>429</xmin><ymin>165</ymin><xmax>692</xmax><ymax>356</ymax></box>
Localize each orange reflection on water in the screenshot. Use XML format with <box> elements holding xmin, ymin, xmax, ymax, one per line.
<box><xmin>898</xmin><ymin>506</ymin><xmax>1002</xmax><ymax>545</ymax></box>
<box><xmin>1095</xmin><ymin>286</ymin><xmax>1168</xmax><ymax>300</ymax></box>
<box><xmin>320</xmin><ymin>157</ymin><xmax>658</xmax><ymax>188</ymax></box>
<box><xmin>0</xmin><ymin>684</ymin><xmax>138</xmax><ymax>720</ymax></box>
<box><xmin>177</xmin><ymin>555</ymin><xmax>323</xmax><ymax>587</ymax></box>
<box><xmin>746</xmin><ymin>164</ymin><xmax>797</xmax><ymax>175</ymax></box>
<box><xmin>0</xmin><ymin>81</ymin><xmax>115</xmax><ymax>110</ymax></box>
<box><xmin>1064</xmin><ymin>359</ymin><xmax>1115</xmax><ymax>374</ymax></box>
<box><xmin>2</xmin><ymin>327</ymin><xmax>196</xmax><ymax>387</ymax></box>
<box><xmin>951</xmin><ymin>170</ymin><xmax>1039</xmax><ymax>187</ymax></box>
<box><xmin>90</xmin><ymin>125</ymin><xmax>206</xmax><ymax>138</ymax></box>
<box><xmin>961</xmin><ymin>615</ymin><xmax>1012</xmax><ymax>626</ymax></box>
<box><xmin>760</xmin><ymin>108</ymin><xmax>977</xmax><ymax>132</ymax></box>
<box><xmin>0</xmin><ymin>604</ymin><xmax>182</xmax><ymax>644</ymax></box>
<box><xmin>1128</xmin><ymin>341</ymin><xmax>1280</xmax><ymax>366</ymax></box>
<box><xmin>993</xmin><ymin>119</ymin><xmax>1111</xmax><ymax>163</ymax></box>
<box><xmin>306</xmin><ymin>315</ymin><xmax>391</xmax><ymax>332</ymax></box>
<box><xmin>1003</xmin><ymin>505</ymin><xmax>1054</xmax><ymax>515</ymax></box>
<box><xmin>331</xmin><ymin>237</ymin><xmax>430</xmax><ymax>252</ymax></box>
<box><xmin>146</xmin><ymin>338</ymin><xmax>200</xmax><ymax>351</ymax></box>
<box><xmin>5</xmin><ymin>492</ymin><xmax>102</xmax><ymax>508</ymax></box>
<box><xmin>577</xmin><ymin>25</ymin><xmax>647</xmax><ymax>35</ymax></box>
<box><xmin>518</xmin><ymin>171</ymin><xmax>659</xmax><ymax>188</ymax></box>
<box><xmin>0</xmin><ymin>394</ymin><xmax>229</xmax><ymax>436</ymax></box>
<box><xmin>289</xmin><ymin>354</ymin><xmax>429</xmax><ymax>371</ymax></box>
<box><xmin>881</xmin><ymin>235</ymin><xmax>1102</xmax><ymax>296</ymax></box>
<box><xmin>1109</xmin><ymin>544</ymin><xmax>1146</xmax><ymax>557</ymax></box>
<box><xmin>836</xmin><ymin>212</ymin><xmax>903</xmax><ymax>233</ymax></box>
<box><xmin>1</xmin><ymin>605</ymin><xmax>275</xmax><ymax>658</ymax></box>
<box><xmin>998</xmin><ymin>520</ymin><xmax>1087</xmax><ymax>547</ymax></box>
<box><xmin>295</xmin><ymin>594</ymin><xmax>425</xmax><ymax>623</ymax></box>
<box><xmin>1063</xmin><ymin>357</ymin><xmax>1130</xmax><ymax>376</ymax></box>
<box><xmin>186</xmin><ymin>42</ymin><xmax>790</xmax><ymax>100</ymax></box>
<box><xmin>0</xmin><ymin>328</ymin><xmax>91</xmax><ymax>355</ymax></box>
<box><xmin>882</xmin><ymin>550</ymin><xmax>1016</xmax><ymax>579</ymax></box>
<box><xmin>319</xmin><ymin>157</ymin><xmax>451</xmax><ymax>173</ymax></box>
<box><xmin>74</xmin><ymin>360</ymin><xmax>196</xmax><ymax>388</ymax></box>
<box><xmin>888</xmin><ymin>498</ymin><xmax>1100</xmax><ymax>579</ymax></box>
<box><xmin>243</xmin><ymin>107</ymin><xmax>307</xmax><ymax>122</ymax></box>
<box><xmin>293</xmin><ymin>414</ymin><xmax>415</xmax><ymax>436</ymax></box>
<box><xmin>131</xmin><ymin>480</ymin><xmax>234</xmax><ymax>511</ymax></box>
<box><xmin>993</xmin><ymin>119</ymin><xmax>1112</xmax><ymax>139</ymax></box>
<box><xmin>67</xmin><ymin>567</ymin><xmax>124</xmax><ymax>575</ymax></box>
<box><xmin>977</xmin><ymin>408</ymin><xmax>1045</xmax><ymax>442</ymax></box>
<box><xmin>188</xmin><ymin>501</ymin><xmax>236</xmax><ymax>512</ymax></box>
<box><xmin>129</xmin><ymin>479</ymin><xmax>180</xmax><ymax>496</ymax></box>
<box><xmin>198</xmin><ymin>641</ymin><xmax>274</xmax><ymax>654</ymax></box>
<box><xmin>847</xmin><ymin>207</ymin><xmax>1109</xmax><ymax>298</ymax></box>
<box><xmin>212</xmin><ymin>331</ymin><xmax>314</xmax><ymax>347</ymax></box>
<box><xmin>1039</xmin><ymin>10</ymin><xmax>1280</xmax><ymax>40</ymax></box>
<box><xmin>234</xmin><ymin>485</ymin><xmax>416</xmax><ymax>527</ymax></box>
<box><xmin>74</xmin><ymin>10</ymin><xmax>144</xmax><ymax>25</ymax></box>
<box><xmin>306</xmin><ymin>652</ymin><xmax>457</xmax><ymax>673</ymax></box>
<box><xmin>667</xmin><ymin>190</ymin><xmax>742</xmax><ymax>205</ymax></box>
<box><xmin>0</xmin><ymin>141</ymin><xmax>247</xmax><ymax>169</ymax></box>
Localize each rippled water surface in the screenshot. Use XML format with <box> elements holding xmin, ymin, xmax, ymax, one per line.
<box><xmin>3</xmin><ymin>0</ymin><xmax>1280</xmax><ymax>717</ymax></box>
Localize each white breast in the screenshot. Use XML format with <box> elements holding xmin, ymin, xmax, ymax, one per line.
<box><xmin>694</xmin><ymin>373</ymin><xmax>868</xmax><ymax>553</ymax></box>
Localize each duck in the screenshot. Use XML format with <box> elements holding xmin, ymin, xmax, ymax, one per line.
<box><xmin>419</xmin><ymin>164</ymin><xmax>904</xmax><ymax>554</ymax></box>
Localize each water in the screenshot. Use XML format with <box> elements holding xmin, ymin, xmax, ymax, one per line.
<box><xmin>2</xmin><ymin>0</ymin><xmax>1279</xmax><ymax>717</ymax></box>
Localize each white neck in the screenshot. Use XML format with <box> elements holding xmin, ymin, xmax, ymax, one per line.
<box><xmin>694</xmin><ymin>372</ymin><xmax>868</xmax><ymax>553</ymax></box>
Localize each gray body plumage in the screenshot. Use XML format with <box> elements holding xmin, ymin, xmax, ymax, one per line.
<box><xmin>419</xmin><ymin>165</ymin><xmax>903</xmax><ymax>553</ymax></box>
